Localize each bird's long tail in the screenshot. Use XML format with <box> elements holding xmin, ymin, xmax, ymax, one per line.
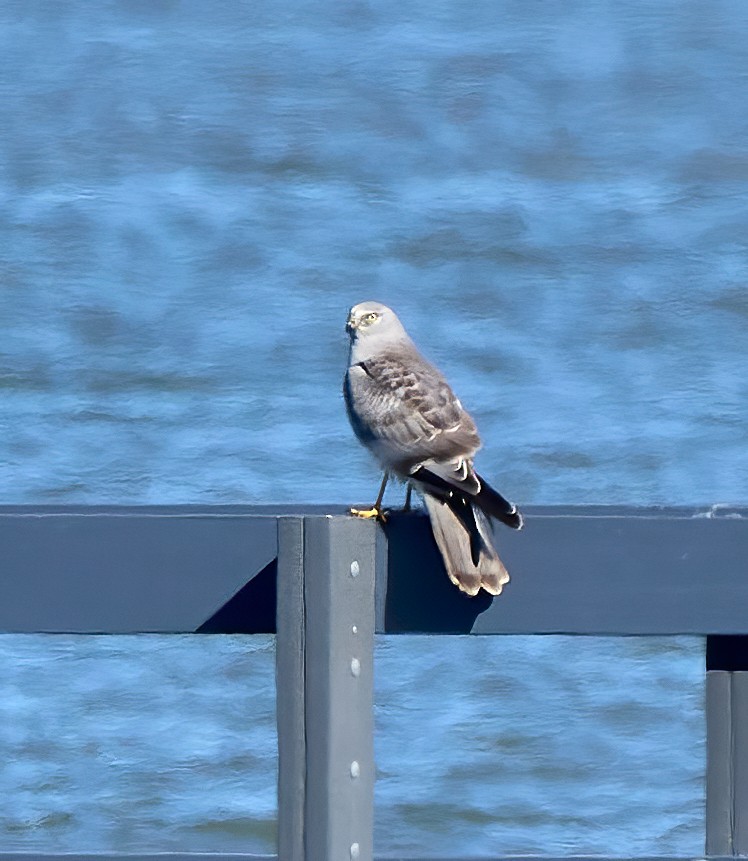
<box><xmin>423</xmin><ymin>494</ymin><xmax>510</xmax><ymax>597</ymax></box>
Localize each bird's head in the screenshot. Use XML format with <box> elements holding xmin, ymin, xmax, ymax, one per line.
<box><xmin>346</xmin><ymin>301</ymin><xmax>400</xmax><ymax>341</ymax></box>
<box><xmin>346</xmin><ymin>301</ymin><xmax>414</xmax><ymax>364</ymax></box>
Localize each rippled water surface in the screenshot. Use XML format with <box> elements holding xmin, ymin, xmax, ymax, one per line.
<box><xmin>0</xmin><ymin>635</ymin><xmax>703</xmax><ymax>856</ymax></box>
<box><xmin>1</xmin><ymin>0</ymin><xmax>746</xmax><ymax>507</ymax></box>
<box><xmin>1</xmin><ymin>0</ymin><xmax>745</xmax><ymax>854</ymax></box>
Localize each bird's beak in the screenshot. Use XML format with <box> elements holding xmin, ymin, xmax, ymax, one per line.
<box><xmin>346</xmin><ymin>315</ymin><xmax>358</xmax><ymax>335</ymax></box>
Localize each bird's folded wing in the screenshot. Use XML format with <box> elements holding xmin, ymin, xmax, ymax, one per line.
<box><xmin>344</xmin><ymin>347</ymin><xmax>480</xmax><ymax>467</ymax></box>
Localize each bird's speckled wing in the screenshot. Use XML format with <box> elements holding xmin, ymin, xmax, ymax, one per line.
<box><xmin>343</xmin><ymin>346</ymin><xmax>481</xmax><ymax>473</ymax></box>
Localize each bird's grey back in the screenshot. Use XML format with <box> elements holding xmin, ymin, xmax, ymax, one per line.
<box><xmin>344</xmin><ymin>343</ymin><xmax>481</xmax><ymax>472</ymax></box>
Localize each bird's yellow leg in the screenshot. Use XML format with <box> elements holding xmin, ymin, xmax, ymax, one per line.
<box><xmin>350</xmin><ymin>472</ymin><xmax>389</xmax><ymax>521</ymax></box>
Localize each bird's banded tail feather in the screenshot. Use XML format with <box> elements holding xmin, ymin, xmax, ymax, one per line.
<box><xmin>423</xmin><ymin>494</ymin><xmax>510</xmax><ymax>597</ymax></box>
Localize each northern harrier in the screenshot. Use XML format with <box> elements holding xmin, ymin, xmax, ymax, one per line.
<box><xmin>344</xmin><ymin>301</ymin><xmax>523</xmax><ymax>596</ymax></box>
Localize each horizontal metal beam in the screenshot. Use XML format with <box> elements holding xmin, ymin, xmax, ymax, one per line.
<box><xmin>0</xmin><ymin>505</ymin><xmax>745</xmax><ymax>635</ymax></box>
<box><xmin>0</xmin><ymin>506</ymin><xmax>278</xmax><ymax>633</ymax></box>
<box><xmin>382</xmin><ymin>505</ymin><xmax>748</xmax><ymax>634</ymax></box>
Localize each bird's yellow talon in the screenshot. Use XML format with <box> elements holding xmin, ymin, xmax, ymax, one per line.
<box><xmin>349</xmin><ymin>506</ymin><xmax>378</xmax><ymax>519</ymax></box>
<box><xmin>349</xmin><ymin>507</ymin><xmax>388</xmax><ymax>523</ymax></box>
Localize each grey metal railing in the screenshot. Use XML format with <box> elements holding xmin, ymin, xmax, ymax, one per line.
<box><xmin>0</xmin><ymin>503</ymin><xmax>746</xmax><ymax>861</ymax></box>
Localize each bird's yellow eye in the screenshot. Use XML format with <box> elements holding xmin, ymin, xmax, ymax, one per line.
<box><xmin>363</xmin><ymin>312</ymin><xmax>378</xmax><ymax>325</ymax></box>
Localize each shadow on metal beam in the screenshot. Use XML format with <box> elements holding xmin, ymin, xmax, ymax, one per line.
<box><xmin>382</xmin><ymin>511</ymin><xmax>493</xmax><ymax>633</ymax></box>
<box><xmin>197</xmin><ymin>559</ymin><xmax>277</xmax><ymax>634</ymax></box>
<box><xmin>707</xmin><ymin>635</ymin><xmax>748</xmax><ymax>671</ymax></box>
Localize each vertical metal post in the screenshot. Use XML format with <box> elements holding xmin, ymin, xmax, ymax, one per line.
<box><xmin>706</xmin><ymin>636</ymin><xmax>748</xmax><ymax>856</ymax></box>
<box><xmin>706</xmin><ymin>670</ymin><xmax>733</xmax><ymax>856</ymax></box>
<box><xmin>277</xmin><ymin>516</ymin><xmax>306</xmax><ymax>861</ymax></box>
<box><xmin>733</xmin><ymin>673</ymin><xmax>748</xmax><ymax>853</ymax></box>
<box><xmin>304</xmin><ymin>515</ymin><xmax>376</xmax><ymax>861</ymax></box>
<box><xmin>276</xmin><ymin>514</ymin><xmax>377</xmax><ymax>861</ymax></box>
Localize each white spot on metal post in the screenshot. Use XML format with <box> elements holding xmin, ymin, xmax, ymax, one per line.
<box><xmin>350</xmin><ymin>842</ymin><xmax>360</xmax><ymax>859</ymax></box>
<box><xmin>350</xmin><ymin>657</ymin><xmax>361</xmax><ymax>677</ymax></box>
<box><xmin>350</xmin><ymin>760</ymin><xmax>360</xmax><ymax>778</ymax></box>
<box><xmin>350</xmin><ymin>560</ymin><xmax>359</xmax><ymax>577</ymax></box>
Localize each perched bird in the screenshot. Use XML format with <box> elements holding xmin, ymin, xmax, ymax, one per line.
<box><xmin>343</xmin><ymin>300</ymin><xmax>523</xmax><ymax>597</ymax></box>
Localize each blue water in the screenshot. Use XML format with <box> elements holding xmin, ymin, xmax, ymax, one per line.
<box><xmin>1</xmin><ymin>0</ymin><xmax>745</xmax><ymax>855</ymax></box>
<box><xmin>0</xmin><ymin>635</ymin><xmax>703</xmax><ymax>857</ymax></box>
